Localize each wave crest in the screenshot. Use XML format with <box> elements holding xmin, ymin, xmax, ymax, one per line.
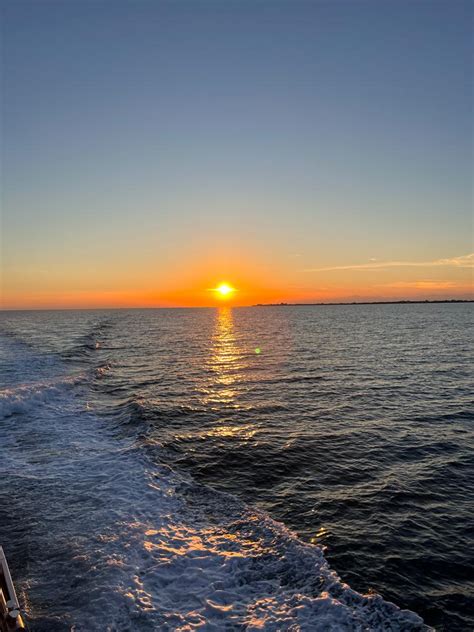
<box><xmin>0</xmin><ymin>374</ymin><xmax>85</xmax><ymax>419</ymax></box>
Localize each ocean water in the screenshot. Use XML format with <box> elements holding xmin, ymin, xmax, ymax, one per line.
<box><xmin>0</xmin><ymin>304</ymin><xmax>472</xmax><ymax>631</ymax></box>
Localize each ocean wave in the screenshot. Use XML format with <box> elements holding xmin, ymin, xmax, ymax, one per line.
<box><xmin>4</xmin><ymin>306</ymin><xmax>469</xmax><ymax>629</ymax></box>
<box><xmin>0</xmin><ymin>381</ymin><xmax>431</xmax><ymax>630</ymax></box>
<box><xmin>102</xmin><ymin>487</ymin><xmax>430</xmax><ymax>631</ymax></box>
<box><xmin>18</xmin><ymin>445</ymin><xmax>431</xmax><ymax>631</ymax></box>
<box><xmin>0</xmin><ymin>373</ymin><xmax>86</xmax><ymax>418</ymax></box>
<box><xmin>61</xmin><ymin>318</ymin><xmax>114</xmax><ymax>361</ymax></box>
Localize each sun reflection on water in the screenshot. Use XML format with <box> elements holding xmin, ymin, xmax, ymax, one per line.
<box><xmin>195</xmin><ymin>306</ymin><xmax>261</xmax><ymax>441</ymax></box>
<box><xmin>203</xmin><ymin>307</ymin><xmax>245</xmax><ymax>406</ymax></box>
<box><xmin>310</xmin><ymin>526</ymin><xmax>329</xmax><ymax>545</ymax></box>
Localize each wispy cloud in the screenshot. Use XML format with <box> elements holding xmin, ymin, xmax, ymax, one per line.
<box><xmin>379</xmin><ymin>280</ymin><xmax>465</xmax><ymax>290</ymax></box>
<box><xmin>304</xmin><ymin>253</ymin><xmax>474</xmax><ymax>272</ymax></box>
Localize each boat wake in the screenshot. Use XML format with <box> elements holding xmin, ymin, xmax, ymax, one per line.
<box><xmin>0</xmin><ymin>317</ymin><xmax>432</xmax><ymax>631</ymax></box>
<box><xmin>0</xmin><ymin>393</ymin><xmax>430</xmax><ymax>629</ymax></box>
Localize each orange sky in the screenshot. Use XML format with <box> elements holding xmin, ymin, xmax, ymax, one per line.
<box><xmin>2</xmin><ymin>251</ymin><xmax>473</xmax><ymax>309</ymax></box>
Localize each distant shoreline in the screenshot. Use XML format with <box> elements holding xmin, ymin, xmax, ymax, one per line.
<box><xmin>254</xmin><ymin>299</ymin><xmax>474</xmax><ymax>307</ymax></box>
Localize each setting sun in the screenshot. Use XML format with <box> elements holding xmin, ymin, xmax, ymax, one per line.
<box><xmin>213</xmin><ymin>283</ymin><xmax>236</xmax><ymax>299</ymax></box>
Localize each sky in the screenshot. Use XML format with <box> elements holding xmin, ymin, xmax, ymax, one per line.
<box><xmin>1</xmin><ymin>0</ymin><xmax>472</xmax><ymax>308</ymax></box>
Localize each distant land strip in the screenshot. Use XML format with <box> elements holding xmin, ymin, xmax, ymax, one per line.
<box><xmin>254</xmin><ymin>299</ymin><xmax>474</xmax><ymax>307</ymax></box>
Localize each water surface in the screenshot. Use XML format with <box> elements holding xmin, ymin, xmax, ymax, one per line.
<box><xmin>1</xmin><ymin>304</ymin><xmax>472</xmax><ymax>630</ymax></box>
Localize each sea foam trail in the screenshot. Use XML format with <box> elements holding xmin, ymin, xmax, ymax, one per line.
<box><xmin>0</xmin><ymin>375</ymin><xmax>431</xmax><ymax>631</ymax></box>
<box><xmin>0</xmin><ymin>374</ymin><xmax>86</xmax><ymax>418</ymax></box>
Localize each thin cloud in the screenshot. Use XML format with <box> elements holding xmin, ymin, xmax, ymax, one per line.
<box><xmin>379</xmin><ymin>281</ymin><xmax>464</xmax><ymax>290</ymax></box>
<box><xmin>304</xmin><ymin>253</ymin><xmax>474</xmax><ymax>272</ymax></box>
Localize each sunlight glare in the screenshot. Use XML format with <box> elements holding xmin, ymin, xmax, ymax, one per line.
<box><xmin>214</xmin><ymin>283</ymin><xmax>236</xmax><ymax>299</ymax></box>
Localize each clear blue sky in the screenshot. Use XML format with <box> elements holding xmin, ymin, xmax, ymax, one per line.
<box><xmin>1</xmin><ymin>0</ymin><xmax>472</xmax><ymax>307</ymax></box>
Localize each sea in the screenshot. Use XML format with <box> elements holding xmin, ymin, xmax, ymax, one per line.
<box><xmin>0</xmin><ymin>304</ymin><xmax>472</xmax><ymax>631</ymax></box>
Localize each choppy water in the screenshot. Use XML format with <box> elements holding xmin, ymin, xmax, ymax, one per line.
<box><xmin>0</xmin><ymin>304</ymin><xmax>472</xmax><ymax>631</ymax></box>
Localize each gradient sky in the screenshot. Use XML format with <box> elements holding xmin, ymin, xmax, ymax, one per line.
<box><xmin>1</xmin><ymin>0</ymin><xmax>473</xmax><ymax>308</ymax></box>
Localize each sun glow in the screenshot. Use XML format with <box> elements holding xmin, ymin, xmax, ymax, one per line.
<box><xmin>213</xmin><ymin>282</ymin><xmax>236</xmax><ymax>299</ymax></box>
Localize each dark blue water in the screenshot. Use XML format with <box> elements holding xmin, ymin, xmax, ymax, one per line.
<box><xmin>1</xmin><ymin>304</ymin><xmax>472</xmax><ymax>630</ymax></box>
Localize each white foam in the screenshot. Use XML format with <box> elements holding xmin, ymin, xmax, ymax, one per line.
<box><xmin>2</xmin><ymin>400</ymin><xmax>430</xmax><ymax>630</ymax></box>
<box><xmin>0</xmin><ymin>350</ymin><xmax>431</xmax><ymax>630</ymax></box>
<box><xmin>0</xmin><ymin>374</ymin><xmax>86</xmax><ymax>419</ymax></box>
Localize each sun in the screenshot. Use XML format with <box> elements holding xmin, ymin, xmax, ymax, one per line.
<box><xmin>213</xmin><ymin>282</ymin><xmax>236</xmax><ymax>300</ymax></box>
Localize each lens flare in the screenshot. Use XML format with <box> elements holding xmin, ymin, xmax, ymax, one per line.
<box><xmin>213</xmin><ymin>283</ymin><xmax>236</xmax><ymax>299</ymax></box>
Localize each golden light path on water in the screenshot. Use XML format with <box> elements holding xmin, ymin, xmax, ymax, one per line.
<box><xmin>200</xmin><ymin>307</ymin><xmax>259</xmax><ymax>439</ymax></box>
<box><xmin>205</xmin><ymin>307</ymin><xmax>244</xmax><ymax>407</ymax></box>
<box><xmin>173</xmin><ymin>307</ymin><xmax>258</xmax><ymax>444</ymax></box>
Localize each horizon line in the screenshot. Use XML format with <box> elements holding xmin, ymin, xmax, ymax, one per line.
<box><xmin>1</xmin><ymin>298</ymin><xmax>473</xmax><ymax>312</ymax></box>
